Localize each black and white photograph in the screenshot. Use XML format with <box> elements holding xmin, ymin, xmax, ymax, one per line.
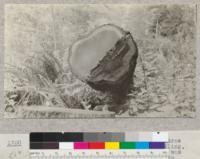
<box><xmin>4</xmin><ymin>4</ymin><xmax>196</xmax><ymax>118</ymax></box>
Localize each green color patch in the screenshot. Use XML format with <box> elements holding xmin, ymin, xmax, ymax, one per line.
<box><xmin>120</xmin><ymin>142</ymin><xmax>136</xmax><ymax>149</ymax></box>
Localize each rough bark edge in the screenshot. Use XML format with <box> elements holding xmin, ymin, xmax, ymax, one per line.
<box><xmin>86</xmin><ymin>31</ymin><xmax>138</xmax><ymax>92</ymax></box>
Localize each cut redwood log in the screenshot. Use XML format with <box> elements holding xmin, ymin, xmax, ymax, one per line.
<box><xmin>69</xmin><ymin>24</ymin><xmax>138</xmax><ymax>98</ymax></box>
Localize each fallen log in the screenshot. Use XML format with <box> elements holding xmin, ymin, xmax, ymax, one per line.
<box><xmin>17</xmin><ymin>106</ymin><xmax>115</xmax><ymax>118</ymax></box>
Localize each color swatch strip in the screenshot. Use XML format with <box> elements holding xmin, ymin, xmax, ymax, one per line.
<box><xmin>30</xmin><ymin>142</ymin><xmax>166</xmax><ymax>149</ymax></box>
<box><xmin>30</xmin><ymin>132</ymin><xmax>125</xmax><ymax>142</ymax></box>
<box><xmin>30</xmin><ymin>132</ymin><xmax>168</xmax><ymax>142</ymax></box>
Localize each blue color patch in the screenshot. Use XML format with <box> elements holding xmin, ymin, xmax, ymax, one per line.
<box><xmin>135</xmin><ymin>142</ymin><xmax>149</xmax><ymax>149</ymax></box>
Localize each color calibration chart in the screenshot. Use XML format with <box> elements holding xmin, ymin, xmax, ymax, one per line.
<box><xmin>29</xmin><ymin>132</ymin><xmax>168</xmax><ymax>159</ymax></box>
<box><xmin>1</xmin><ymin>131</ymin><xmax>200</xmax><ymax>159</ymax></box>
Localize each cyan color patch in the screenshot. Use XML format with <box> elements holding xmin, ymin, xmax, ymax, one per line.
<box><xmin>135</xmin><ymin>142</ymin><xmax>149</xmax><ymax>149</ymax></box>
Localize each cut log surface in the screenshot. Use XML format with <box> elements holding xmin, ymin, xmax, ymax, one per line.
<box><xmin>69</xmin><ymin>24</ymin><xmax>138</xmax><ymax>92</ymax></box>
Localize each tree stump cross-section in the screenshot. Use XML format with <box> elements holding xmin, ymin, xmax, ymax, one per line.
<box><xmin>69</xmin><ymin>24</ymin><xmax>138</xmax><ymax>112</ymax></box>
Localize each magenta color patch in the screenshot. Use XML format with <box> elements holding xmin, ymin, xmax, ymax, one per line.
<box><xmin>74</xmin><ymin>142</ymin><xmax>89</xmax><ymax>149</ymax></box>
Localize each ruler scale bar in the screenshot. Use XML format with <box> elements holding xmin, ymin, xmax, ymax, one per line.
<box><xmin>29</xmin><ymin>150</ymin><xmax>169</xmax><ymax>159</ymax></box>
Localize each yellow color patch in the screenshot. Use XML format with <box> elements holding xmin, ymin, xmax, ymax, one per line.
<box><xmin>105</xmin><ymin>142</ymin><xmax>120</xmax><ymax>149</ymax></box>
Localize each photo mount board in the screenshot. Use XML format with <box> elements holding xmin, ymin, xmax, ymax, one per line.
<box><xmin>0</xmin><ymin>0</ymin><xmax>199</xmax><ymax>133</ymax></box>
